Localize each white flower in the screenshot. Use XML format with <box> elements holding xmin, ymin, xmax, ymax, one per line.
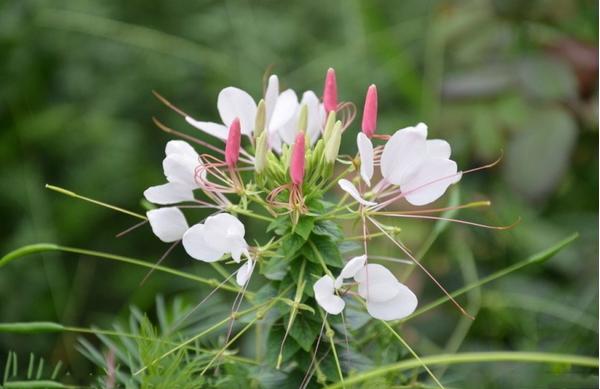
<box><xmin>314</xmin><ymin>257</ymin><xmax>417</xmax><ymax>321</ymax></box>
<box><xmin>186</xmin><ymin>87</ymin><xmax>257</xmax><ymax>140</ymax></box>
<box><xmin>313</xmin><ymin>275</ymin><xmax>345</xmax><ymax>315</ymax></box>
<box><xmin>354</xmin><ymin>264</ymin><xmax>417</xmax><ymax>321</ymax></box>
<box><xmin>380</xmin><ymin>123</ymin><xmax>460</xmax><ymax>206</ymax></box>
<box><xmin>335</xmin><ymin>255</ymin><xmax>367</xmax><ymax>288</ymax></box>
<box><xmin>357</xmin><ymin>133</ymin><xmax>374</xmax><ymax>187</ymax></box>
<box><xmin>144</xmin><ymin>140</ymin><xmax>203</xmax><ymax>205</ymax></box>
<box><xmin>339</xmin><ymin>123</ymin><xmax>461</xmax><ymax>207</ymax></box>
<box><xmin>182</xmin><ymin>213</ymin><xmax>249</xmax><ymax>263</ymax></box>
<box><xmin>146</xmin><ymin>207</ymin><xmax>189</xmax><ymax>243</ymax></box>
<box><xmin>338</xmin><ymin>179</ymin><xmax>376</xmax><ymax>207</ymax></box>
<box><xmin>236</xmin><ymin>259</ymin><xmax>255</xmax><ymax>286</ymax></box>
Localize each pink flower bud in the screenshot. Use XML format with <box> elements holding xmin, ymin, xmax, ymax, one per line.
<box><xmin>361</xmin><ymin>84</ymin><xmax>377</xmax><ymax>138</ymax></box>
<box><xmin>290</xmin><ymin>132</ymin><xmax>306</xmax><ymax>185</ymax></box>
<box><xmin>323</xmin><ymin>68</ymin><xmax>338</xmax><ymax>114</ymax></box>
<box><xmin>225</xmin><ymin>118</ymin><xmax>241</xmax><ymax>168</ymax></box>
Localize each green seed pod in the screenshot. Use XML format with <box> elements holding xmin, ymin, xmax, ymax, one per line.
<box><xmin>255</xmin><ymin>131</ymin><xmax>269</xmax><ymax>174</ymax></box>
<box><xmin>298</xmin><ymin>104</ymin><xmax>308</xmax><ymax>134</ymax></box>
<box><xmin>254</xmin><ymin>99</ymin><xmax>266</xmax><ymax>137</ymax></box>
<box><xmin>324</xmin><ymin>120</ymin><xmax>342</xmax><ymax>163</ymax></box>
<box><xmin>322</xmin><ymin>110</ymin><xmax>336</xmax><ymax>143</ymax></box>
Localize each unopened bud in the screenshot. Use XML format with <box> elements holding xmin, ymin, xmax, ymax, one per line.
<box><xmin>254</xmin><ymin>99</ymin><xmax>266</xmax><ymax>137</ymax></box>
<box><xmin>322</xmin><ymin>111</ymin><xmax>336</xmax><ymax>143</ymax></box>
<box><xmin>290</xmin><ymin>132</ymin><xmax>306</xmax><ymax>186</ymax></box>
<box><xmin>255</xmin><ymin>131</ymin><xmax>269</xmax><ymax>174</ymax></box>
<box><xmin>225</xmin><ymin>118</ymin><xmax>241</xmax><ymax>168</ymax></box>
<box><xmin>323</xmin><ymin>68</ymin><xmax>338</xmax><ymax>114</ymax></box>
<box><xmin>298</xmin><ymin>104</ymin><xmax>308</xmax><ymax>133</ymax></box>
<box><xmin>324</xmin><ymin>120</ymin><xmax>342</xmax><ymax>163</ymax></box>
<box><xmin>361</xmin><ymin>84</ymin><xmax>377</xmax><ymax>137</ymax></box>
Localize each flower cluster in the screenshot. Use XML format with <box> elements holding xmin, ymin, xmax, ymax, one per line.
<box><xmin>143</xmin><ymin>68</ymin><xmax>470</xmax><ymax>332</ymax></box>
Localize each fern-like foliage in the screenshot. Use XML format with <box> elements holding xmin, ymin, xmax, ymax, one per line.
<box><xmin>1</xmin><ymin>350</ymin><xmax>66</xmax><ymax>388</ymax></box>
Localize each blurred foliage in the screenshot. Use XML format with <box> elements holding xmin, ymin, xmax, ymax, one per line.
<box><xmin>0</xmin><ymin>0</ymin><xmax>597</xmax><ymax>387</ymax></box>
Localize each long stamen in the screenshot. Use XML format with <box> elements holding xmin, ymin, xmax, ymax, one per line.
<box><xmin>152</xmin><ymin>117</ymin><xmax>225</xmax><ymax>155</ymax></box>
<box><xmin>139</xmin><ymin>240</ymin><xmax>180</xmax><ymax>286</ymax></box>
<box><xmin>375</xmin><ymin>213</ymin><xmax>521</xmax><ymax>230</ymax></box>
<box><xmin>368</xmin><ymin>216</ymin><xmax>474</xmax><ymax>320</ymax></box>
<box><xmin>115</xmin><ymin>219</ymin><xmax>148</xmax><ymax>238</ymax></box>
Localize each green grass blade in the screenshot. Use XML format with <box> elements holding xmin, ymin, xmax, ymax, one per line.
<box><xmin>402</xmin><ymin>233</ymin><xmax>579</xmax><ymax>322</ymax></box>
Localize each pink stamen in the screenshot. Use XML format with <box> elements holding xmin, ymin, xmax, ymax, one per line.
<box><xmin>361</xmin><ymin>84</ymin><xmax>378</xmax><ymax>137</ymax></box>
<box><xmin>225</xmin><ymin>118</ymin><xmax>241</xmax><ymax>168</ymax></box>
<box><xmin>290</xmin><ymin>132</ymin><xmax>306</xmax><ymax>186</ymax></box>
<box><xmin>323</xmin><ymin>68</ymin><xmax>338</xmax><ymax>114</ymax></box>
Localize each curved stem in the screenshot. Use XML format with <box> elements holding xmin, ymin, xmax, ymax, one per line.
<box><xmin>323</xmin><ymin>351</ymin><xmax>599</xmax><ymax>388</ymax></box>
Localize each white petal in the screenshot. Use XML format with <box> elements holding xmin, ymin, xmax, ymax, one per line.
<box><xmin>426</xmin><ymin>139</ymin><xmax>451</xmax><ymax>159</ymax></box>
<box><xmin>144</xmin><ymin>182</ymin><xmax>194</xmax><ymax>205</ymax></box>
<box><xmin>265</xmin><ymin>75</ymin><xmax>279</xmax><ymax>123</ymax></box>
<box><xmin>335</xmin><ymin>255</ymin><xmax>367</xmax><ymax>288</ymax></box>
<box><xmin>165</xmin><ymin>140</ymin><xmax>197</xmax><ymax>159</ymax></box>
<box><xmin>357</xmin><ymin>133</ymin><xmax>374</xmax><ymax>186</ymax></box>
<box><xmin>202</xmin><ymin>213</ymin><xmax>248</xmax><ymax>255</ymax></box>
<box><xmin>414</xmin><ymin>122</ymin><xmax>428</xmax><ymax>138</ymax></box>
<box><xmin>313</xmin><ymin>275</ymin><xmax>345</xmax><ymax>315</ymax></box>
<box><xmin>163</xmin><ymin>153</ymin><xmax>203</xmax><ymax>187</ymax></box>
<box><xmin>182</xmin><ymin>224</ymin><xmax>224</xmax><ymax>262</ymax></box>
<box><xmin>277</xmin><ymin>118</ymin><xmax>299</xmax><ymax>145</ymax></box>
<box><xmin>268</xmin><ymin>89</ymin><xmax>299</xmax><ymax>134</ymax></box>
<box><xmin>236</xmin><ymin>259</ymin><xmax>255</xmax><ymax>286</ymax></box>
<box><xmin>185</xmin><ymin>117</ymin><xmax>228</xmax><ymax>140</ymax></box>
<box><xmin>380</xmin><ymin>127</ymin><xmax>427</xmax><ymax>186</ymax></box>
<box><xmin>269</xmin><ymin>131</ymin><xmax>283</xmax><ymax>153</ymax></box>
<box><xmin>217</xmin><ymin>87</ymin><xmax>257</xmax><ymax>136</ymax></box>
<box><xmin>301</xmin><ymin>91</ymin><xmax>324</xmax><ymax>144</ymax></box>
<box><xmin>401</xmin><ymin>158</ymin><xmax>461</xmax><ymax>206</ymax></box>
<box><xmin>147</xmin><ymin>207</ymin><xmax>189</xmax><ymax>242</ymax></box>
<box><xmin>338</xmin><ymin>179</ymin><xmax>377</xmax><ymax>207</ymax></box>
<box><xmin>366</xmin><ymin>282</ymin><xmax>417</xmax><ymax>321</ymax></box>
<box><xmin>354</xmin><ymin>264</ymin><xmax>401</xmax><ymax>303</ymax></box>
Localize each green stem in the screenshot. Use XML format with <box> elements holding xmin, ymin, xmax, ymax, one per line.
<box><xmin>308</xmin><ymin>240</ymin><xmax>333</xmax><ymax>277</ymax></box>
<box><xmin>229</xmin><ymin>206</ymin><xmax>275</xmax><ymax>223</ymax></box>
<box><xmin>46</xmin><ymin>184</ymin><xmax>146</xmax><ymax>220</ymax></box>
<box><xmin>323</xmin><ymin>351</ymin><xmax>599</xmax><ymax>388</ymax></box>
<box><xmin>0</xmin><ymin>244</ymin><xmax>247</xmax><ymax>295</ymax></box>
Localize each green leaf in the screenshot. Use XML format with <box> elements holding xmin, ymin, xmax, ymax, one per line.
<box><xmin>280</xmin><ymin>234</ymin><xmax>306</xmax><ymax>258</ymax></box>
<box><xmin>289</xmin><ymin>314</ymin><xmax>322</xmax><ymax>352</ymax></box>
<box><xmin>267</xmin><ymin>216</ymin><xmax>291</xmax><ymax>236</ymax></box>
<box><xmin>313</xmin><ymin>219</ymin><xmax>344</xmax><ymax>241</ymax></box>
<box><xmin>261</xmin><ymin>255</ymin><xmax>293</xmax><ymax>281</ymax></box>
<box><xmin>303</xmin><ymin>235</ymin><xmax>343</xmax><ymax>268</ymax></box>
<box><xmin>294</xmin><ymin>216</ymin><xmax>315</xmax><ymax>241</ymax></box>
<box><xmin>265</xmin><ymin>326</ymin><xmax>300</xmax><ymax>366</ymax></box>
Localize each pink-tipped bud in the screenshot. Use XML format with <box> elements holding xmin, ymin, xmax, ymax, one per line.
<box><xmin>323</xmin><ymin>68</ymin><xmax>338</xmax><ymax>114</ymax></box>
<box><xmin>225</xmin><ymin>118</ymin><xmax>241</xmax><ymax>167</ymax></box>
<box><xmin>361</xmin><ymin>84</ymin><xmax>378</xmax><ymax>138</ymax></box>
<box><xmin>290</xmin><ymin>132</ymin><xmax>306</xmax><ymax>186</ymax></box>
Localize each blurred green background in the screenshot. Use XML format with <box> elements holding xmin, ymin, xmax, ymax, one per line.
<box><xmin>1</xmin><ymin>0</ymin><xmax>597</xmax><ymax>387</ymax></box>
